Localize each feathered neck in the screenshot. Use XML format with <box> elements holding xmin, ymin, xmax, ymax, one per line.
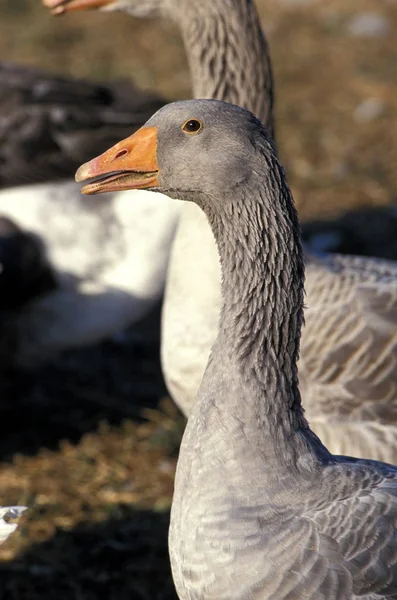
<box><xmin>176</xmin><ymin>0</ymin><xmax>275</xmax><ymax>137</ymax></box>
<box><xmin>192</xmin><ymin>130</ymin><xmax>331</xmax><ymax>470</ymax></box>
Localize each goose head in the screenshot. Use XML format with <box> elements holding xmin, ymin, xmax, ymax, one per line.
<box><xmin>75</xmin><ymin>99</ymin><xmax>271</xmax><ymax>210</ymax></box>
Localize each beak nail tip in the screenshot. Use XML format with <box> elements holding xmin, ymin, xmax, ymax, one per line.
<box><xmin>75</xmin><ymin>164</ymin><xmax>88</xmax><ymax>183</ymax></box>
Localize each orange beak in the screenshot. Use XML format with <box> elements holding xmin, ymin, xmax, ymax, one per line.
<box><xmin>75</xmin><ymin>126</ymin><xmax>160</xmax><ymax>195</ymax></box>
<box><xmin>42</xmin><ymin>0</ymin><xmax>113</xmax><ymax>16</ymax></box>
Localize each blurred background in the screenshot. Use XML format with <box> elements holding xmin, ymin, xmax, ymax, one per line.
<box><xmin>0</xmin><ymin>0</ymin><xmax>396</xmax><ymax>598</ymax></box>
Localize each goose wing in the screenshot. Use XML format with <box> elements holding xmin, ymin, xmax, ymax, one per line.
<box><xmin>251</xmin><ymin>462</ymin><xmax>397</xmax><ymax>599</ymax></box>
<box><xmin>302</xmin><ymin>255</ymin><xmax>397</xmax><ymax>429</ymax></box>
<box><xmin>305</xmin><ymin>460</ymin><xmax>397</xmax><ymax>598</ymax></box>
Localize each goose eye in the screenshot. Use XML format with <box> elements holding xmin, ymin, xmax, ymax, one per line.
<box><xmin>182</xmin><ymin>119</ymin><xmax>202</xmax><ymax>134</ymax></box>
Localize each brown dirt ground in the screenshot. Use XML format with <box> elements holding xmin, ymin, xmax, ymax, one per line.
<box><xmin>0</xmin><ymin>0</ymin><xmax>396</xmax><ymax>598</ymax></box>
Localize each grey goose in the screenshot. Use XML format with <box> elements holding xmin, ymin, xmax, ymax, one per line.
<box><xmin>77</xmin><ymin>98</ymin><xmax>397</xmax><ymax>600</ymax></box>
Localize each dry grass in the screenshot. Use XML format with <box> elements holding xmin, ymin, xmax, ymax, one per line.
<box><xmin>0</xmin><ymin>404</ymin><xmax>181</xmax><ymax>599</ymax></box>
<box><xmin>0</xmin><ymin>0</ymin><xmax>396</xmax><ymax>598</ymax></box>
<box><xmin>0</xmin><ymin>314</ymin><xmax>184</xmax><ymax>598</ymax></box>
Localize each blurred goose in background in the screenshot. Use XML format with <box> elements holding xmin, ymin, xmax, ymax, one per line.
<box><xmin>49</xmin><ymin>0</ymin><xmax>397</xmax><ymax>462</ymax></box>
<box><xmin>0</xmin><ymin>61</ymin><xmax>163</xmax><ymax>188</ymax></box>
<box><xmin>78</xmin><ymin>98</ymin><xmax>397</xmax><ymax>600</ymax></box>
<box><xmin>0</xmin><ymin>61</ymin><xmax>182</xmax><ymax>366</ymax></box>
<box><xmin>302</xmin><ymin>205</ymin><xmax>397</xmax><ymax>260</ymax></box>
<box><xmin>0</xmin><ymin>506</ymin><xmax>26</xmax><ymax>545</ymax></box>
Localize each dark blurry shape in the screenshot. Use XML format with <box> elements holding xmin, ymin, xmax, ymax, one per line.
<box><xmin>0</xmin><ymin>215</ymin><xmax>57</xmax><ymax>375</ymax></box>
<box><xmin>0</xmin><ymin>216</ymin><xmax>57</xmax><ymax>310</ymax></box>
<box><xmin>302</xmin><ymin>205</ymin><xmax>397</xmax><ymax>260</ymax></box>
<box><xmin>0</xmin><ymin>62</ymin><xmax>165</xmax><ymax>188</ymax></box>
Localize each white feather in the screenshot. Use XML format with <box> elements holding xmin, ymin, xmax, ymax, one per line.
<box><xmin>0</xmin><ymin>506</ymin><xmax>27</xmax><ymax>545</ymax></box>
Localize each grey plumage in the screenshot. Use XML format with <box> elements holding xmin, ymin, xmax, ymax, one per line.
<box><xmin>79</xmin><ymin>98</ymin><xmax>397</xmax><ymax>599</ymax></box>
<box><xmin>156</xmin><ymin>100</ymin><xmax>397</xmax><ymax>600</ymax></box>
<box><xmin>301</xmin><ymin>254</ymin><xmax>397</xmax><ymax>459</ymax></box>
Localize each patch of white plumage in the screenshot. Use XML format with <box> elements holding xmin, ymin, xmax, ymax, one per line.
<box><xmin>0</xmin><ymin>506</ymin><xmax>27</xmax><ymax>545</ymax></box>
<box><xmin>0</xmin><ymin>182</ymin><xmax>180</xmax><ymax>365</ymax></box>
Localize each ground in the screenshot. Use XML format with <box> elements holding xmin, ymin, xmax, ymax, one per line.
<box><xmin>0</xmin><ymin>0</ymin><xmax>396</xmax><ymax>598</ymax></box>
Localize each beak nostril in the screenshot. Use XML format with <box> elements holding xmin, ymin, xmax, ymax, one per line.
<box><xmin>114</xmin><ymin>149</ymin><xmax>128</xmax><ymax>160</ymax></box>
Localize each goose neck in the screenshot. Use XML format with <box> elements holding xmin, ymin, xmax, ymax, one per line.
<box><xmin>193</xmin><ymin>148</ymin><xmax>329</xmax><ymax>469</ymax></box>
<box><xmin>176</xmin><ymin>0</ymin><xmax>275</xmax><ymax>136</ymax></box>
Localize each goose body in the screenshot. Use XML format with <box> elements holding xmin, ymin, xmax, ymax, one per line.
<box><xmin>77</xmin><ymin>98</ymin><xmax>397</xmax><ymax>600</ymax></box>
<box><xmin>0</xmin><ymin>506</ymin><xmax>26</xmax><ymax>545</ymax></box>
<box><xmin>50</xmin><ymin>0</ymin><xmax>397</xmax><ymax>462</ymax></box>
<box><xmin>0</xmin><ymin>62</ymin><xmax>180</xmax><ymax>364</ymax></box>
